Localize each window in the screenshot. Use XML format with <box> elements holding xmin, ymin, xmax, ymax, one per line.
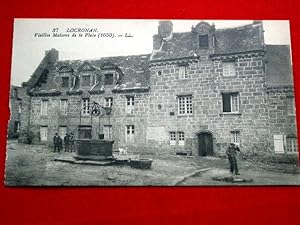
<box><xmin>60</xmin><ymin>99</ymin><xmax>68</xmax><ymax>115</ymax></box>
<box><xmin>178</xmin><ymin>95</ymin><xmax>193</xmax><ymax>115</ymax></box>
<box><xmin>126</xmin><ymin>125</ymin><xmax>135</xmax><ymax>144</ymax></box>
<box><xmin>169</xmin><ymin>131</ymin><xmax>186</xmax><ymax>146</ymax></box>
<box><xmin>105</xmin><ymin>97</ymin><xmax>113</xmax><ymax>108</ymax></box>
<box><xmin>18</xmin><ymin>103</ymin><xmax>22</xmax><ymax>114</ymax></box>
<box><xmin>231</xmin><ymin>130</ymin><xmax>240</xmax><ymax>146</ymax></box>
<box><xmin>58</xmin><ymin>126</ymin><xmax>67</xmax><ymax>138</ymax></box>
<box><xmin>170</xmin><ymin>132</ymin><xmax>176</xmax><ymax>146</ymax></box>
<box><xmin>288</xmin><ymin>97</ymin><xmax>295</xmax><ymax>116</ymax></box>
<box><xmin>41</xmin><ymin>100</ymin><xmax>48</xmax><ymax>116</ymax></box>
<box><xmin>179</xmin><ymin>66</ymin><xmax>188</xmax><ymax>79</ymax></box>
<box><xmin>81</xmin><ymin>75</ymin><xmax>91</xmax><ymax>87</ymax></box>
<box><xmin>82</xmin><ymin>98</ymin><xmax>90</xmax><ymax>116</ymax></box>
<box><xmin>126</xmin><ymin>96</ymin><xmax>135</xmax><ymax>114</ymax></box>
<box><xmin>223</xmin><ymin>62</ymin><xmax>236</xmax><ymax>77</ymax></box>
<box><xmin>62</xmin><ymin>77</ymin><xmax>69</xmax><ymax>88</ymax></box>
<box><xmin>103</xmin><ymin>125</ymin><xmax>112</xmax><ymax>140</ymax></box>
<box><xmin>199</xmin><ymin>35</ymin><xmax>209</xmax><ymax>48</ymax></box>
<box><xmin>40</xmin><ymin>126</ymin><xmax>48</xmax><ymax>141</ymax></box>
<box><xmin>222</xmin><ymin>93</ymin><xmax>239</xmax><ymax>113</ymax></box>
<box><xmin>178</xmin><ymin>131</ymin><xmax>185</xmax><ymax>146</ymax></box>
<box><xmin>286</xmin><ymin>137</ymin><xmax>298</xmax><ymax>153</ymax></box>
<box><xmin>104</xmin><ymin>74</ymin><xmax>114</xmax><ymax>85</ymax></box>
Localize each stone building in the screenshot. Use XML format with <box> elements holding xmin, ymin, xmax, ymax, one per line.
<box><xmin>17</xmin><ymin>21</ymin><xmax>297</xmax><ymax>156</ymax></box>
<box><xmin>8</xmin><ymin>85</ymin><xmax>23</xmax><ymax>138</ymax></box>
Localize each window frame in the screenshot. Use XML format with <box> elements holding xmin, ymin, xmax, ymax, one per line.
<box><xmin>222</xmin><ymin>92</ymin><xmax>240</xmax><ymax>113</ymax></box>
<box><xmin>178</xmin><ymin>95</ymin><xmax>193</xmax><ymax>115</ymax></box>
<box><xmin>178</xmin><ymin>131</ymin><xmax>185</xmax><ymax>146</ymax></box>
<box><xmin>126</xmin><ymin>96</ymin><xmax>135</xmax><ymax>114</ymax></box>
<box><xmin>81</xmin><ymin>74</ymin><xmax>91</xmax><ymax>87</ymax></box>
<box><xmin>199</xmin><ymin>34</ymin><xmax>209</xmax><ymax>48</ymax></box>
<box><xmin>81</xmin><ymin>98</ymin><xmax>90</xmax><ymax>116</ymax></box>
<box><xmin>104</xmin><ymin>73</ymin><xmax>114</xmax><ymax>85</ymax></box>
<box><xmin>105</xmin><ymin>97</ymin><xmax>113</xmax><ymax>108</ymax></box>
<box><xmin>286</xmin><ymin>136</ymin><xmax>298</xmax><ymax>153</ymax></box>
<box><xmin>178</xmin><ymin>66</ymin><xmax>188</xmax><ymax>79</ymax></box>
<box><xmin>40</xmin><ymin>99</ymin><xmax>49</xmax><ymax>116</ymax></box>
<box><xmin>169</xmin><ymin>131</ymin><xmax>176</xmax><ymax>146</ymax></box>
<box><xmin>60</xmin><ymin>99</ymin><xmax>68</xmax><ymax>116</ymax></box>
<box><xmin>125</xmin><ymin>125</ymin><xmax>135</xmax><ymax>144</ymax></box>
<box><xmin>231</xmin><ymin>130</ymin><xmax>241</xmax><ymax>146</ymax></box>
<box><xmin>222</xmin><ymin>61</ymin><xmax>236</xmax><ymax>77</ymax></box>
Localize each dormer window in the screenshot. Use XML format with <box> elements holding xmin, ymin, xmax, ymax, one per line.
<box><xmin>62</xmin><ymin>77</ymin><xmax>69</xmax><ymax>88</ymax></box>
<box><xmin>199</xmin><ymin>34</ymin><xmax>209</xmax><ymax>48</ymax></box>
<box><xmin>81</xmin><ymin>75</ymin><xmax>91</xmax><ymax>87</ymax></box>
<box><xmin>104</xmin><ymin>73</ymin><xmax>114</xmax><ymax>85</ymax></box>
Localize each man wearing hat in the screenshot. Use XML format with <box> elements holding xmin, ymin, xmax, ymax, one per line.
<box><xmin>226</xmin><ymin>142</ymin><xmax>241</xmax><ymax>175</ymax></box>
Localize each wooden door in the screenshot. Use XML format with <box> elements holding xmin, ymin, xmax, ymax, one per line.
<box><xmin>198</xmin><ymin>133</ymin><xmax>213</xmax><ymax>156</ymax></box>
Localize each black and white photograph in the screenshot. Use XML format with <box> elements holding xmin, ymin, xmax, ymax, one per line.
<box><xmin>6</xmin><ymin>19</ymin><xmax>300</xmax><ymax>186</ymax></box>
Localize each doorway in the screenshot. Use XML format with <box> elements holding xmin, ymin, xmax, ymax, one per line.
<box><xmin>198</xmin><ymin>132</ymin><xmax>213</xmax><ymax>156</ymax></box>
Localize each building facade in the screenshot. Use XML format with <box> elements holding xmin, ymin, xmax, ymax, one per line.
<box><xmin>16</xmin><ymin>21</ymin><xmax>297</xmax><ymax>156</ymax></box>
<box><xmin>8</xmin><ymin>86</ymin><xmax>23</xmax><ymax>138</ymax></box>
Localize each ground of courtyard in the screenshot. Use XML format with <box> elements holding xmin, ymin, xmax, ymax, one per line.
<box><xmin>4</xmin><ymin>140</ymin><xmax>300</xmax><ymax>186</ymax></box>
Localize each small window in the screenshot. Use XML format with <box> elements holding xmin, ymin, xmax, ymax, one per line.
<box><xmin>126</xmin><ymin>96</ymin><xmax>135</xmax><ymax>114</ymax></box>
<box><xmin>60</xmin><ymin>99</ymin><xmax>68</xmax><ymax>115</ymax></box>
<box><xmin>178</xmin><ymin>95</ymin><xmax>193</xmax><ymax>115</ymax></box>
<box><xmin>286</xmin><ymin>136</ymin><xmax>298</xmax><ymax>153</ymax></box>
<box><xmin>170</xmin><ymin>132</ymin><xmax>176</xmax><ymax>146</ymax></box>
<box><xmin>126</xmin><ymin>125</ymin><xmax>135</xmax><ymax>144</ymax></box>
<box><xmin>222</xmin><ymin>93</ymin><xmax>239</xmax><ymax>113</ymax></box>
<box><xmin>178</xmin><ymin>131</ymin><xmax>185</xmax><ymax>146</ymax></box>
<box><xmin>231</xmin><ymin>130</ymin><xmax>240</xmax><ymax>146</ymax></box>
<box><xmin>81</xmin><ymin>75</ymin><xmax>91</xmax><ymax>87</ymax></box>
<box><xmin>157</xmin><ymin>71</ymin><xmax>162</xmax><ymax>76</ymax></box>
<box><xmin>179</xmin><ymin>66</ymin><xmax>188</xmax><ymax>79</ymax></box>
<box><xmin>223</xmin><ymin>62</ymin><xmax>236</xmax><ymax>77</ymax></box>
<box><xmin>199</xmin><ymin>35</ymin><xmax>209</xmax><ymax>48</ymax></box>
<box><xmin>41</xmin><ymin>100</ymin><xmax>48</xmax><ymax>116</ymax></box>
<box><xmin>105</xmin><ymin>97</ymin><xmax>113</xmax><ymax>108</ymax></box>
<box><xmin>82</xmin><ymin>98</ymin><xmax>90</xmax><ymax>116</ymax></box>
<box><xmin>105</xmin><ymin>74</ymin><xmax>114</xmax><ymax>85</ymax></box>
<box><xmin>62</xmin><ymin>77</ymin><xmax>69</xmax><ymax>88</ymax></box>
<box><xmin>287</xmin><ymin>97</ymin><xmax>296</xmax><ymax>116</ymax></box>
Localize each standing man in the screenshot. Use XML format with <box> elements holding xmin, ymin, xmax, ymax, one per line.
<box><xmin>226</xmin><ymin>142</ymin><xmax>241</xmax><ymax>175</ymax></box>
<box><xmin>64</xmin><ymin>133</ymin><xmax>70</xmax><ymax>152</ymax></box>
<box><xmin>53</xmin><ymin>133</ymin><xmax>60</xmax><ymax>152</ymax></box>
<box><xmin>69</xmin><ymin>132</ymin><xmax>75</xmax><ymax>152</ymax></box>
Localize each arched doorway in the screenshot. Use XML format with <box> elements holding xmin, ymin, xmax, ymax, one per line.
<box><xmin>197</xmin><ymin>132</ymin><xmax>214</xmax><ymax>156</ymax></box>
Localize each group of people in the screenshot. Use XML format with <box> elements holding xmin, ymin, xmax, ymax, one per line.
<box><xmin>53</xmin><ymin>133</ymin><xmax>75</xmax><ymax>152</ymax></box>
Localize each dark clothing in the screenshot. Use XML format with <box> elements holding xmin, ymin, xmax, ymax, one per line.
<box><xmin>69</xmin><ymin>134</ymin><xmax>75</xmax><ymax>152</ymax></box>
<box><xmin>226</xmin><ymin>144</ymin><xmax>240</xmax><ymax>175</ymax></box>
<box><xmin>58</xmin><ymin>137</ymin><xmax>63</xmax><ymax>152</ymax></box>
<box><xmin>64</xmin><ymin>134</ymin><xmax>69</xmax><ymax>152</ymax></box>
<box><xmin>228</xmin><ymin>154</ymin><xmax>239</xmax><ymax>174</ymax></box>
<box><xmin>53</xmin><ymin>135</ymin><xmax>60</xmax><ymax>152</ymax></box>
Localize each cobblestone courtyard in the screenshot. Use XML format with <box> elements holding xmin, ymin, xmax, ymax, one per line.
<box><xmin>4</xmin><ymin>140</ymin><xmax>300</xmax><ymax>186</ymax></box>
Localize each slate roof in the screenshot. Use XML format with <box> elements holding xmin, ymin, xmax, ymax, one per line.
<box><xmin>29</xmin><ymin>53</ymin><xmax>151</xmax><ymax>94</ymax></box>
<box><xmin>265</xmin><ymin>45</ymin><xmax>293</xmax><ymax>86</ymax></box>
<box><xmin>151</xmin><ymin>22</ymin><xmax>264</xmax><ymax>61</ymax></box>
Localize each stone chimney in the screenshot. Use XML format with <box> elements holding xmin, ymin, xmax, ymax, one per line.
<box><xmin>153</xmin><ymin>21</ymin><xmax>173</xmax><ymax>51</ymax></box>
<box><xmin>158</xmin><ymin>20</ymin><xmax>173</xmax><ymax>39</ymax></box>
<box><xmin>45</xmin><ymin>48</ymin><xmax>59</xmax><ymax>64</ymax></box>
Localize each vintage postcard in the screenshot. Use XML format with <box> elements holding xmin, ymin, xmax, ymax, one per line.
<box><xmin>5</xmin><ymin>19</ymin><xmax>299</xmax><ymax>186</ymax></box>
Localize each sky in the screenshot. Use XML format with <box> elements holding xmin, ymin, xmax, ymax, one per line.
<box><xmin>10</xmin><ymin>19</ymin><xmax>291</xmax><ymax>86</ymax></box>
